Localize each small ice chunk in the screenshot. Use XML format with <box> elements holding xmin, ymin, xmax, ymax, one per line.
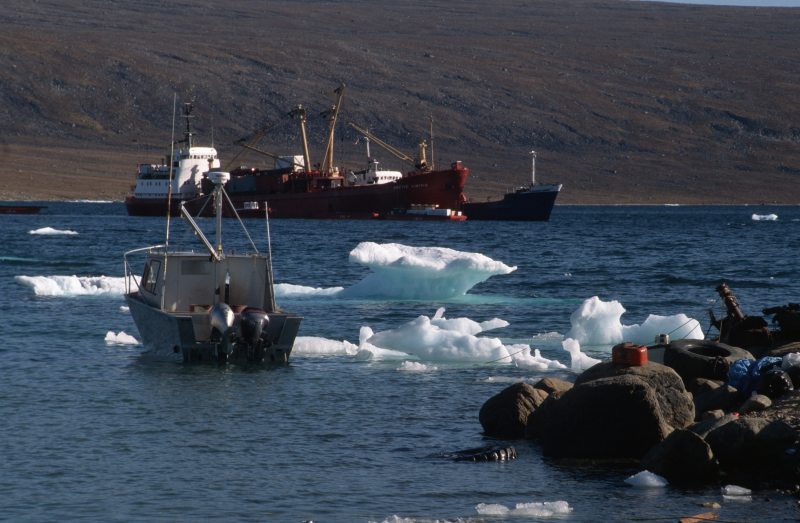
<box><xmin>475</xmin><ymin>503</ymin><xmax>510</xmax><ymax>515</ymax></box>
<box><xmin>397</xmin><ymin>361</ymin><xmax>438</xmax><ymax>372</ymax></box>
<box><xmin>562</xmin><ymin>338</ymin><xmax>601</xmax><ymax>372</ymax></box>
<box><xmin>625</xmin><ymin>470</ymin><xmax>668</xmax><ymax>488</ymax></box>
<box><xmin>752</xmin><ymin>213</ymin><xmax>778</xmax><ymax>221</ymax></box>
<box><xmin>104</xmin><ymin>331</ymin><xmax>139</xmax><ymax>345</ymax></box>
<box><xmin>29</xmin><ymin>227</ymin><xmax>78</xmax><ymax>235</ymax></box>
<box><xmin>721</xmin><ymin>484</ymin><xmax>752</xmax><ymax>497</ymax></box>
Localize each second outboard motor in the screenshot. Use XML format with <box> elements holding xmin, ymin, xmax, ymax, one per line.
<box><xmin>240</xmin><ymin>308</ymin><xmax>270</xmax><ymax>346</ymax></box>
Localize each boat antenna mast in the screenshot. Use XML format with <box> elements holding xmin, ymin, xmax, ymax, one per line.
<box><xmin>162</xmin><ymin>93</ymin><xmax>178</xmax><ymax>311</ymax></box>
<box><xmin>530</xmin><ymin>149</ymin><xmax>537</xmax><ymax>186</ymax></box>
<box><xmin>183</xmin><ymin>102</ymin><xmax>194</xmax><ymax>148</ymax></box>
<box><xmin>429</xmin><ymin>114</ymin><xmax>435</xmax><ymax>170</ymax></box>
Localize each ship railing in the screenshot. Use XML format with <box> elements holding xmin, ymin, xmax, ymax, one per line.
<box><xmin>123</xmin><ymin>244</ymin><xmax>166</xmax><ymax>294</ymax></box>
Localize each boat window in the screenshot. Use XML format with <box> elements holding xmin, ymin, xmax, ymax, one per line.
<box><xmin>143</xmin><ymin>259</ymin><xmax>161</xmax><ymax>293</ymax></box>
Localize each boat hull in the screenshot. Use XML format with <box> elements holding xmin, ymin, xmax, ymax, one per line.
<box><xmin>462</xmin><ymin>185</ymin><xmax>561</xmax><ymax>221</ymax></box>
<box><xmin>188</xmin><ymin>164</ymin><xmax>468</xmax><ymax>219</ymax></box>
<box><xmin>0</xmin><ymin>204</ymin><xmax>45</xmax><ymax>214</ymax></box>
<box><xmin>125</xmin><ymin>196</ymin><xmax>194</xmax><ymax>217</ymax></box>
<box><xmin>125</xmin><ymin>293</ymin><xmax>302</xmax><ymax>364</ymax></box>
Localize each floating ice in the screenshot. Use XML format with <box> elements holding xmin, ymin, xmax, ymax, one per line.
<box><xmin>363</xmin><ymin>308</ymin><xmax>565</xmax><ymax>368</ymax></box>
<box><xmin>721</xmin><ymin>484</ymin><xmax>752</xmax><ymax>498</ymax></box>
<box><xmin>274</xmin><ymin>283</ymin><xmax>344</xmax><ymax>298</ymax></box>
<box><xmin>476</xmin><ymin>500</ymin><xmax>572</xmax><ymax>517</ymax></box>
<box><xmin>397</xmin><ymin>361</ymin><xmax>438</xmax><ymax>372</ymax></box>
<box><xmin>340</xmin><ymin>242</ymin><xmax>516</xmax><ymax>299</ymax></box>
<box><xmin>119</xmin><ymin>305</ymin><xmax>129</xmax><ymax>312</ymax></box>
<box><xmin>562</xmin><ymin>337</ymin><xmax>602</xmax><ymax>372</ymax></box>
<box><xmin>16</xmin><ymin>275</ymin><xmax>126</xmax><ymax>296</ymax></box>
<box><xmin>104</xmin><ymin>331</ymin><xmax>139</xmax><ymax>345</ymax></box>
<box><xmin>29</xmin><ymin>227</ymin><xmax>78</xmax><ymax>235</ymax></box>
<box><xmin>625</xmin><ymin>470</ymin><xmax>668</xmax><ymax>488</ymax></box>
<box><xmin>292</xmin><ymin>336</ymin><xmax>359</xmax><ymax>356</ymax></box>
<box><xmin>752</xmin><ymin>213</ymin><xmax>778</xmax><ymax>221</ymax></box>
<box><xmin>566</xmin><ymin>296</ymin><xmax>703</xmax><ymax>347</ymax></box>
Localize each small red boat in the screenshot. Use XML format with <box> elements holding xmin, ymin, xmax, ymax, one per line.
<box><xmin>0</xmin><ymin>204</ymin><xmax>45</xmax><ymax>214</ymax></box>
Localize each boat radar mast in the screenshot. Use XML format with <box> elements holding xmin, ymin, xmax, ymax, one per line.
<box><xmin>530</xmin><ymin>149</ymin><xmax>537</xmax><ymax>186</ymax></box>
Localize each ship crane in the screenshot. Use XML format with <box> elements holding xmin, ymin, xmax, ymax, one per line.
<box><xmin>348</xmin><ymin>122</ymin><xmax>416</xmax><ymax>165</ymax></box>
<box><xmin>320</xmin><ymin>84</ymin><xmax>346</xmax><ymax>175</ymax></box>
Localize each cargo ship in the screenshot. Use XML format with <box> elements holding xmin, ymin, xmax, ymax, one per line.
<box><xmin>125</xmin><ymin>103</ymin><xmax>220</xmax><ymax>217</ymax></box>
<box><xmin>461</xmin><ymin>151</ymin><xmax>561</xmax><ymax>221</ymax></box>
<box><xmin>188</xmin><ymin>86</ymin><xmax>468</xmax><ymax>219</ymax></box>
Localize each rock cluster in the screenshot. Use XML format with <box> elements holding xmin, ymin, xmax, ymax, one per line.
<box><xmin>479</xmin><ymin>350</ymin><xmax>800</xmax><ymax>489</ymax></box>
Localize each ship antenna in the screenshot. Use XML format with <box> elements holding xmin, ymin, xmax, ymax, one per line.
<box><xmin>429</xmin><ymin>114</ymin><xmax>435</xmax><ymax>170</ymax></box>
<box><xmin>530</xmin><ymin>149</ymin><xmax>537</xmax><ymax>186</ymax></box>
<box><xmin>162</xmin><ymin>93</ymin><xmax>178</xmax><ymax>311</ymax></box>
<box><xmin>264</xmin><ymin>201</ymin><xmax>276</xmax><ymax>311</ymax></box>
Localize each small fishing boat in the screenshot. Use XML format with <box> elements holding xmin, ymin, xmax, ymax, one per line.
<box><xmin>380</xmin><ymin>204</ymin><xmax>466</xmax><ymax>221</ymax></box>
<box><xmin>0</xmin><ymin>204</ymin><xmax>45</xmax><ymax>214</ymax></box>
<box><xmin>123</xmin><ymin>170</ymin><xmax>302</xmax><ymax>364</ymax></box>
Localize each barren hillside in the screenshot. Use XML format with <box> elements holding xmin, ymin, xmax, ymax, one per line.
<box><xmin>0</xmin><ymin>0</ymin><xmax>798</xmax><ymax>203</ymax></box>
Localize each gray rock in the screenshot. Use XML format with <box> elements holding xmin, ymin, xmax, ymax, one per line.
<box><xmin>530</xmin><ymin>374</ymin><xmax>673</xmax><ymax>459</ymax></box>
<box><xmin>641</xmin><ymin>429</ymin><xmax>719</xmax><ymax>485</ymax></box>
<box><xmin>693</xmin><ymin>384</ymin><xmax>741</xmax><ymax>418</ymax></box>
<box><xmin>574</xmin><ymin>361</ymin><xmax>694</xmax><ymax>429</ymax></box>
<box><xmin>690</xmin><ymin>413</ymin><xmax>740</xmax><ymax>439</ymax></box>
<box><xmin>739</xmin><ymin>394</ymin><xmax>773</xmax><ymax>414</ymax></box>
<box><xmin>479</xmin><ymin>382</ymin><xmax>548</xmax><ymax>439</ymax></box>
<box><xmin>705</xmin><ymin>417</ymin><xmax>770</xmax><ymax>466</ymax></box>
<box><xmin>533</xmin><ymin>377</ymin><xmax>573</xmax><ymax>395</ymax></box>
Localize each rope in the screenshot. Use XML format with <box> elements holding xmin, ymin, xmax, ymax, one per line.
<box><xmin>485</xmin><ymin>345</ymin><xmax>533</xmax><ymax>365</ymax></box>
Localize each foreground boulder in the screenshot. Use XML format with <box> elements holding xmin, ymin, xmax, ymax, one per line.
<box><xmin>479</xmin><ymin>382</ymin><xmax>548</xmax><ymax>439</ymax></box>
<box><xmin>527</xmin><ymin>374</ymin><xmax>674</xmax><ymax>458</ymax></box>
<box><xmin>574</xmin><ymin>361</ymin><xmax>695</xmax><ymax>430</ymax></box>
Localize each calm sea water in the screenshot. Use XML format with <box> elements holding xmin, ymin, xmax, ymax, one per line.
<box><xmin>2</xmin><ymin>203</ymin><xmax>799</xmax><ymax>522</ymax></box>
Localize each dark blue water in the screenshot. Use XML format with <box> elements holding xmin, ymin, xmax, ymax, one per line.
<box><xmin>2</xmin><ymin>203</ymin><xmax>799</xmax><ymax>522</ymax></box>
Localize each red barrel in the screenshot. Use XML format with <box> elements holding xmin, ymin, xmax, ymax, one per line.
<box><xmin>612</xmin><ymin>342</ymin><xmax>648</xmax><ymax>366</ymax></box>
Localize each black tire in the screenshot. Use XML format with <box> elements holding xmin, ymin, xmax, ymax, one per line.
<box><xmin>439</xmin><ymin>445</ymin><xmax>517</xmax><ymax>462</ymax></box>
<box><xmin>663</xmin><ymin>340</ymin><xmax>754</xmax><ymax>383</ymax></box>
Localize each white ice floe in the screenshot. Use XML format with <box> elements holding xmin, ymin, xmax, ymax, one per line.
<box><xmin>274</xmin><ymin>283</ymin><xmax>344</xmax><ymax>298</ymax></box>
<box><xmin>397</xmin><ymin>361</ymin><xmax>438</xmax><ymax>372</ymax></box>
<box><xmin>562</xmin><ymin>337</ymin><xmax>602</xmax><ymax>372</ymax></box>
<box><xmin>363</xmin><ymin>308</ymin><xmax>565</xmax><ymax>368</ymax></box>
<box><xmin>752</xmin><ymin>213</ymin><xmax>778</xmax><ymax>221</ymax></box>
<box><xmin>566</xmin><ymin>296</ymin><xmax>703</xmax><ymax>347</ymax></box>
<box><xmin>721</xmin><ymin>484</ymin><xmax>752</xmax><ymax>500</ymax></box>
<box><xmin>16</xmin><ymin>275</ymin><xmax>126</xmax><ymax>296</ymax></box>
<box><xmin>104</xmin><ymin>331</ymin><xmax>139</xmax><ymax>345</ymax></box>
<box><xmin>475</xmin><ymin>500</ymin><xmax>572</xmax><ymax>517</ymax></box>
<box><xmin>625</xmin><ymin>470</ymin><xmax>668</xmax><ymax>488</ymax></box>
<box><xmin>29</xmin><ymin>227</ymin><xmax>78</xmax><ymax>235</ymax></box>
<box><xmin>292</xmin><ymin>336</ymin><xmax>359</xmax><ymax>356</ymax></box>
<box><xmin>340</xmin><ymin>242</ymin><xmax>516</xmax><ymax>299</ymax></box>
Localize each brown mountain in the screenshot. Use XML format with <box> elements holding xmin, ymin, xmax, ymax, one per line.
<box><xmin>1</xmin><ymin>0</ymin><xmax>798</xmax><ymax>204</ymax></box>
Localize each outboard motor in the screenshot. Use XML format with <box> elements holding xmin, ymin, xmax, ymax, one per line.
<box><xmin>240</xmin><ymin>307</ymin><xmax>270</xmax><ymax>360</ymax></box>
<box><xmin>209</xmin><ymin>303</ymin><xmax>235</xmax><ymax>359</ymax></box>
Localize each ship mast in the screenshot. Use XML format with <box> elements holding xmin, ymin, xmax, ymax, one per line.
<box><xmin>530</xmin><ymin>149</ymin><xmax>537</xmax><ymax>186</ymax></box>
<box><xmin>183</xmin><ymin>102</ymin><xmax>194</xmax><ymax>149</ymax></box>
<box><xmin>321</xmin><ymin>84</ymin><xmax>345</xmax><ymax>175</ymax></box>
<box><xmin>290</xmin><ymin>105</ymin><xmax>312</xmax><ymax>173</ymax></box>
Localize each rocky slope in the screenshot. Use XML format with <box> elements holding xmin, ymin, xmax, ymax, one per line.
<box><xmin>0</xmin><ymin>0</ymin><xmax>798</xmax><ymax>203</ymax></box>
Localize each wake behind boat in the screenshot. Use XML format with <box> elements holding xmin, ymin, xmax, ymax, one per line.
<box><xmin>123</xmin><ymin>170</ymin><xmax>302</xmax><ymax>364</ymax></box>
